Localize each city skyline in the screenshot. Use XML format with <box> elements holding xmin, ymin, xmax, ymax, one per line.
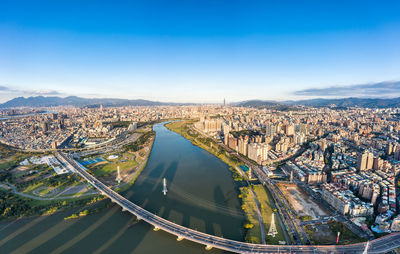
<box><xmin>1</xmin><ymin>1</ymin><xmax>400</xmax><ymax>103</ymax></box>
<box><xmin>2</xmin><ymin>2</ymin><xmax>400</xmax><ymax>252</ymax></box>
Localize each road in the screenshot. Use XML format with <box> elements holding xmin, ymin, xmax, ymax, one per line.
<box><xmin>234</xmin><ymin>166</ymin><xmax>266</xmax><ymax>244</ymax></box>
<box><xmin>191</xmin><ymin>124</ymin><xmax>374</xmax><ymax>245</ymax></box>
<box><xmin>58</xmin><ymin>151</ymin><xmax>400</xmax><ymax>253</ymax></box>
<box><xmin>293</xmin><ymin>178</ymin><xmax>374</xmax><ymax>240</ymax></box>
<box><xmin>0</xmin><ymin>182</ymin><xmax>98</xmax><ymax>201</ymax></box>
<box><xmin>191</xmin><ymin>124</ymin><xmax>307</xmax><ymax>245</ymax></box>
<box><xmin>216</xmin><ymin>138</ymin><xmax>308</xmax><ymax>245</ymax></box>
<box><xmin>254</xmin><ymin>168</ymin><xmax>310</xmax><ymax>245</ymax></box>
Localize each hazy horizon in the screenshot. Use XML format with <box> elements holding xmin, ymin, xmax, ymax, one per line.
<box><xmin>1</xmin><ymin>1</ymin><xmax>400</xmax><ymax>103</ymax></box>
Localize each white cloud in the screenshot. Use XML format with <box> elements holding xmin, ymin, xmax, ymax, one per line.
<box><xmin>294</xmin><ymin>81</ymin><xmax>400</xmax><ymax>98</ymax></box>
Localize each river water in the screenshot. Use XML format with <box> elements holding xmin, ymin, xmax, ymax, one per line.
<box><xmin>0</xmin><ymin>122</ymin><xmax>245</xmax><ymax>254</ymax></box>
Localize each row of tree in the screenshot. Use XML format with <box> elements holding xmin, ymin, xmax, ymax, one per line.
<box><xmin>123</xmin><ymin>131</ymin><xmax>155</xmax><ymax>152</ymax></box>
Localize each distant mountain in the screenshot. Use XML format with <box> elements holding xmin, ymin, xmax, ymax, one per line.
<box><xmin>284</xmin><ymin>97</ymin><xmax>400</xmax><ymax>108</ymax></box>
<box><xmin>233</xmin><ymin>100</ymin><xmax>280</xmax><ymax>108</ymax></box>
<box><xmin>233</xmin><ymin>100</ymin><xmax>302</xmax><ymax>111</ymax></box>
<box><xmin>4</xmin><ymin>96</ymin><xmax>400</xmax><ymax>109</ymax></box>
<box><xmin>0</xmin><ymin>96</ymin><xmax>185</xmax><ymax>108</ymax></box>
<box><xmin>234</xmin><ymin>97</ymin><xmax>400</xmax><ymax>109</ymax></box>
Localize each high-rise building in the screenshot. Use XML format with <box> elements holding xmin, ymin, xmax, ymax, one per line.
<box><xmin>238</xmin><ymin>136</ymin><xmax>249</xmax><ymax>156</ymax></box>
<box><xmin>248</xmin><ymin>143</ymin><xmax>268</xmax><ymax>165</ymax></box>
<box><xmin>222</xmin><ymin>123</ymin><xmax>230</xmax><ymax>146</ymax></box>
<box><xmin>284</xmin><ymin>124</ymin><xmax>295</xmax><ymax>136</ymax></box>
<box><xmin>373</xmin><ymin>157</ymin><xmax>383</xmax><ymax>170</ymax></box>
<box><xmin>128</xmin><ymin>122</ymin><xmax>137</xmax><ymax>131</ymax></box>
<box><xmin>294</xmin><ymin>133</ymin><xmax>306</xmax><ymax>145</ymax></box>
<box><xmin>387</xmin><ymin>142</ymin><xmax>394</xmax><ymax>155</ymax></box>
<box><xmin>357</xmin><ymin>152</ymin><xmax>368</xmax><ymax>171</ymax></box>
<box><xmin>395</xmin><ymin>146</ymin><xmax>400</xmax><ymax>161</ymax></box>
<box><xmin>41</xmin><ymin>121</ymin><xmax>49</xmax><ymax>132</ymax></box>
<box><xmin>265</xmin><ymin>123</ymin><xmax>277</xmax><ymax>137</ymax></box>
<box><xmin>367</xmin><ymin>152</ymin><xmax>374</xmax><ymax>170</ymax></box>
<box><xmin>357</xmin><ymin>151</ymin><xmax>374</xmax><ymax>171</ymax></box>
<box><xmin>228</xmin><ymin>135</ymin><xmax>238</xmax><ymax>151</ymax></box>
<box><xmin>308</xmin><ymin>172</ymin><xmax>327</xmax><ymax>184</ymax></box>
<box><xmin>299</xmin><ymin>124</ymin><xmax>308</xmax><ymax>135</ymax></box>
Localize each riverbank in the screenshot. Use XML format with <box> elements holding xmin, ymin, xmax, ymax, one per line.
<box><xmin>165</xmin><ymin>121</ymin><xmax>243</xmax><ymax>179</ymax></box>
<box><xmin>0</xmin><ymin>121</ymin><xmax>247</xmax><ymax>254</ymax></box>
<box><xmin>115</xmin><ymin>131</ymin><xmax>155</xmax><ymax>193</ymax></box>
<box><xmin>0</xmin><ymin>128</ymin><xmax>156</xmax><ymax>221</ymax></box>
<box><xmin>0</xmin><ymin>188</ymin><xmax>106</xmax><ymax>222</ymax></box>
<box><xmin>165</xmin><ymin>121</ymin><xmax>289</xmax><ymax>243</ymax></box>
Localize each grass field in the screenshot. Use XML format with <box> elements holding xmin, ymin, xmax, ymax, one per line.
<box><xmin>240</xmin><ymin>186</ymin><xmax>263</xmax><ymax>243</ymax></box>
<box><xmin>165</xmin><ymin>121</ymin><xmax>243</xmax><ymax>170</ymax></box>
<box><xmin>22</xmin><ymin>182</ymin><xmax>43</xmax><ymax>194</ymax></box>
<box><xmin>305</xmin><ymin>220</ymin><xmax>364</xmax><ymax>245</ymax></box>
<box><xmin>240</xmin><ymin>185</ymin><xmax>286</xmax><ymax>244</ymax></box>
<box><xmin>88</xmin><ymin>152</ymin><xmax>138</xmax><ymax>177</ymax></box>
<box><xmin>252</xmin><ymin>184</ymin><xmax>286</xmax><ymax>244</ymax></box>
<box><xmin>0</xmin><ymin>154</ymin><xmax>28</xmax><ymax>170</ymax></box>
<box><xmin>167</xmin><ymin>121</ymin><xmax>288</xmax><ymax>243</ymax></box>
<box><xmin>20</xmin><ymin>178</ymin><xmax>82</xmax><ymax>197</ymax></box>
<box><xmin>0</xmin><ymin>144</ymin><xmax>37</xmax><ymax>171</ymax></box>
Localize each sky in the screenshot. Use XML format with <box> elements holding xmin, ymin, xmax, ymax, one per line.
<box><xmin>0</xmin><ymin>0</ymin><xmax>400</xmax><ymax>103</ymax></box>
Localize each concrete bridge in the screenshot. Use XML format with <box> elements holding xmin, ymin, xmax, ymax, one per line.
<box><xmin>57</xmin><ymin>152</ymin><xmax>400</xmax><ymax>253</ymax></box>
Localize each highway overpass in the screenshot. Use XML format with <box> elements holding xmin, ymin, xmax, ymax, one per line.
<box><xmin>57</xmin><ymin>152</ymin><xmax>400</xmax><ymax>254</ymax></box>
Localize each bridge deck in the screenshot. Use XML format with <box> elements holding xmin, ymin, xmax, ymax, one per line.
<box><xmin>57</xmin><ymin>152</ymin><xmax>400</xmax><ymax>254</ymax></box>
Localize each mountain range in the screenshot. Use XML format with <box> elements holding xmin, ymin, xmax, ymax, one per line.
<box><xmin>0</xmin><ymin>96</ymin><xmax>181</xmax><ymax>108</ymax></box>
<box><xmin>235</xmin><ymin>97</ymin><xmax>400</xmax><ymax>108</ymax></box>
<box><xmin>1</xmin><ymin>96</ymin><xmax>400</xmax><ymax>108</ymax></box>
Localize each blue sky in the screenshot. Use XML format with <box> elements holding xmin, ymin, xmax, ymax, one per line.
<box><xmin>1</xmin><ymin>0</ymin><xmax>400</xmax><ymax>103</ymax></box>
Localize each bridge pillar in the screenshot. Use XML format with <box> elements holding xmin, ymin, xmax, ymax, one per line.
<box><xmin>205</xmin><ymin>245</ymin><xmax>213</xmax><ymax>251</ymax></box>
<box><xmin>153</xmin><ymin>226</ymin><xmax>160</xmax><ymax>231</ymax></box>
<box><xmin>177</xmin><ymin>236</ymin><xmax>184</xmax><ymax>241</ymax></box>
<box><xmin>122</xmin><ymin>207</ymin><xmax>127</xmax><ymax>212</ymax></box>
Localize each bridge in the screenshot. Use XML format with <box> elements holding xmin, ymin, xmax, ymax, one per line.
<box><xmin>57</xmin><ymin>152</ymin><xmax>400</xmax><ymax>253</ymax></box>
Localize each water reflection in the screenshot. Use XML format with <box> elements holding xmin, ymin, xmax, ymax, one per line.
<box><xmin>0</xmin><ymin>123</ymin><xmax>244</xmax><ymax>253</ymax></box>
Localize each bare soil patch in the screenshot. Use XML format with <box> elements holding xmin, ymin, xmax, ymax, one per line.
<box><xmin>278</xmin><ymin>183</ymin><xmax>330</xmax><ymax>219</ymax></box>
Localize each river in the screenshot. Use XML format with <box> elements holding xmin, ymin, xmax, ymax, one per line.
<box><xmin>0</xmin><ymin>111</ymin><xmax>55</xmax><ymax>121</ymax></box>
<box><xmin>0</xmin><ymin>122</ymin><xmax>245</xmax><ymax>253</ymax></box>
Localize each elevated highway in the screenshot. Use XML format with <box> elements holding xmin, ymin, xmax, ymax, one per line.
<box><xmin>58</xmin><ymin>152</ymin><xmax>400</xmax><ymax>253</ymax></box>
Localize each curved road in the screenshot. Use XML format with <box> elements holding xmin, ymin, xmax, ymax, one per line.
<box><xmin>58</xmin><ymin>152</ymin><xmax>400</xmax><ymax>254</ymax></box>
<box><xmin>0</xmin><ymin>182</ymin><xmax>97</xmax><ymax>201</ymax></box>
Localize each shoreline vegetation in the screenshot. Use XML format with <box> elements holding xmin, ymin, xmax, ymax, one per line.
<box><xmin>0</xmin><ymin>124</ymin><xmax>157</xmax><ymax>222</ymax></box>
<box><xmin>165</xmin><ymin>120</ymin><xmax>287</xmax><ymax>243</ymax></box>
<box><xmin>165</xmin><ymin>120</ymin><xmax>363</xmax><ymax>246</ymax></box>
<box><xmin>164</xmin><ymin>120</ymin><xmax>244</xmax><ymax>181</ymax></box>
<box><xmin>0</xmin><ymin>189</ymin><xmax>106</xmax><ymax>222</ymax></box>
<box><xmin>115</xmin><ymin>131</ymin><xmax>155</xmax><ymax>193</ymax></box>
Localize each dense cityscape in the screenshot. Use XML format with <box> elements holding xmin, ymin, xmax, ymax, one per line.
<box><xmin>2</xmin><ymin>103</ymin><xmax>400</xmax><ymax>253</ymax></box>
<box><xmin>2</xmin><ymin>1</ymin><xmax>400</xmax><ymax>253</ymax></box>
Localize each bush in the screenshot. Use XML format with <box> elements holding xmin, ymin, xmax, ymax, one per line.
<box><xmin>244</xmin><ymin>223</ymin><xmax>254</xmax><ymax>229</ymax></box>
<box><xmin>123</xmin><ymin>131</ymin><xmax>155</xmax><ymax>152</ymax></box>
